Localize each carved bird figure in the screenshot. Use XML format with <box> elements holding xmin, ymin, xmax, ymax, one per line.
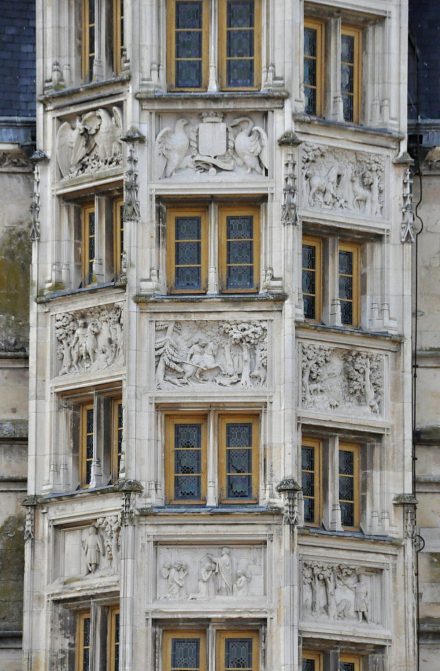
<box><xmin>230</xmin><ymin>117</ymin><xmax>269</xmax><ymax>174</ymax></box>
<box><xmin>156</xmin><ymin>119</ymin><xmax>190</xmax><ymax>177</ymax></box>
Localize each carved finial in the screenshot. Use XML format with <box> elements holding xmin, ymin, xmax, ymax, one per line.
<box><xmin>276</xmin><ymin>478</ymin><xmax>302</xmax><ymax>526</ymax></box>
<box><xmin>401</xmin><ymin>167</ymin><xmax>416</xmax><ymax>243</ymax></box>
<box><xmin>121</xmin><ymin>126</ymin><xmax>146</xmax><ymax>143</ymax></box>
<box><xmin>281</xmin><ymin>152</ymin><xmax>298</xmax><ymax>226</ymax></box>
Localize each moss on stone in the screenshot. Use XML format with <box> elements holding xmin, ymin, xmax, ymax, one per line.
<box><xmin>0</xmin><ymin>226</ymin><xmax>31</xmax><ymax>352</ymax></box>
<box><xmin>0</xmin><ymin>513</ymin><xmax>25</xmax><ymax>631</ymax></box>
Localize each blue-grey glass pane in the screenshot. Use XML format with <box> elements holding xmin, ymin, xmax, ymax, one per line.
<box><xmin>339</xmin><ymin>276</ymin><xmax>353</xmax><ymax>300</ymax></box>
<box><xmin>176</xmin><ymin>60</ymin><xmax>202</xmax><ymax>87</ymax></box>
<box><xmin>88</xmin><ymin>213</ymin><xmax>95</xmax><ymax>235</ymax></box>
<box><xmin>339</xmin><ymin>450</ymin><xmax>354</xmax><ymax>474</ymax></box>
<box><xmin>302</xmin><ymin>270</ymin><xmax>315</xmax><ymax>294</ymax></box>
<box><xmin>227</xmin><ymin>240</ymin><xmax>253</xmax><ymax>264</ymax></box>
<box><xmin>83</xmin><ymin>617</ymin><xmax>90</xmax><ymax>645</ymax></box>
<box><xmin>227</xmin><ymin>448</ymin><xmax>251</xmax><ymax>473</ymax></box>
<box><xmin>227</xmin><ymin>0</ymin><xmax>254</xmax><ymax>28</ymax></box>
<box><xmin>175</xmin><ymin>217</ymin><xmax>201</xmax><ymax>240</ymax></box>
<box><xmin>341</xmin><ymin>34</ymin><xmax>354</xmax><ymax>62</ymax></box>
<box><xmin>339</xmin><ymin>476</ymin><xmax>354</xmax><ymax>500</ymax></box>
<box><xmin>176</xmin><ymin>31</ymin><xmax>202</xmax><ymax>58</ymax></box>
<box><xmin>303</xmin><ymin>295</ymin><xmax>315</xmax><ymax>320</ymax></box>
<box><xmin>304</xmin><ymin>27</ymin><xmax>317</xmax><ymax>57</ymax></box>
<box><xmin>227</xmin><ymin>474</ymin><xmax>252</xmax><ymax>498</ymax></box>
<box><xmin>86</xmin><ymin>409</ymin><xmax>94</xmax><ymax>433</ymax></box>
<box><xmin>341</xmin><ymin>63</ymin><xmax>353</xmax><ymax>93</ymax></box>
<box><xmin>226</xmin><ymin>423</ymin><xmax>252</xmax><ymax>447</ymax></box>
<box><xmin>175</xmin><ymin>475</ymin><xmax>201</xmax><ymax>499</ymax></box>
<box><xmin>227</xmin><ymin>265</ymin><xmax>253</xmax><ymax>289</ymax></box>
<box><xmin>176</xmin><ymin>2</ymin><xmax>202</xmax><ymax>29</ymax></box>
<box><xmin>304</xmin><ymin>58</ymin><xmax>316</xmax><ymax>85</ymax></box>
<box><xmin>175</xmin><ymin>267</ymin><xmax>201</xmax><ymax>289</ymax></box>
<box><xmin>115</xmin><ymin>613</ymin><xmax>120</xmax><ymax>643</ymax></box>
<box><xmin>227</xmin><ymin>216</ymin><xmax>253</xmax><ymax>239</ymax></box>
<box><xmin>302</xmin><ymin>471</ymin><xmax>314</xmax><ymax>497</ymax></box>
<box><xmin>171</xmin><ymin>638</ymin><xmax>200</xmax><ymax>669</ymax></box>
<box><xmin>343</xmin><ymin>94</ymin><xmax>354</xmax><ymax>122</ymax></box>
<box><xmin>339</xmin><ymin>250</ymin><xmax>353</xmax><ymax>274</ymax></box>
<box><xmin>303</xmin><ymin>498</ymin><xmax>315</xmax><ymax>524</ymax></box>
<box><xmin>228</xmin><ymin>30</ymin><xmax>253</xmax><ymax>57</ymax></box>
<box><xmin>302</xmin><ymin>446</ymin><xmax>314</xmax><ymax>470</ymax></box>
<box><xmin>340</xmin><ymin>300</ymin><xmax>353</xmax><ymax>325</ymax></box>
<box><xmin>175</xmin><ymin>424</ymin><xmax>201</xmax><ymax>449</ymax></box>
<box><xmin>175</xmin><ymin>449</ymin><xmax>200</xmax><ymax>474</ymax></box>
<box><xmin>303</xmin><ymin>245</ymin><xmax>316</xmax><ymax>269</ymax></box>
<box><xmin>225</xmin><ymin>638</ymin><xmax>253</xmax><ymax>668</ymax></box>
<box><xmin>340</xmin><ymin>501</ymin><xmax>354</xmax><ymax>527</ymax></box>
<box><xmin>305</xmin><ymin>84</ymin><xmax>317</xmax><ymax>114</ymax></box>
<box><xmin>227</xmin><ymin>59</ymin><xmax>254</xmax><ymax>87</ymax></box>
<box><xmin>340</xmin><ymin>664</ymin><xmax>355</xmax><ymax>671</ymax></box>
<box><xmin>176</xmin><ymin>241</ymin><xmax>201</xmax><ymax>265</ymax></box>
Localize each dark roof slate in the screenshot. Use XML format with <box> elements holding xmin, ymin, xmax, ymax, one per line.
<box><xmin>0</xmin><ymin>0</ymin><xmax>35</xmax><ymax>118</ymax></box>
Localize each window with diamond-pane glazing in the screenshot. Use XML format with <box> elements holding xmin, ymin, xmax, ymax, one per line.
<box><xmin>301</xmin><ymin>438</ymin><xmax>321</xmax><ymax>525</ymax></box>
<box><xmin>219</xmin><ymin>415</ymin><xmax>259</xmax><ymax>503</ymax></box>
<box><xmin>338</xmin><ymin>242</ymin><xmax>360</xmax><ymax>327</ymax></box>
<box><xmin>338</xmin><ymin>443</ymin><xmax>360</xmax><ymax>529</ymax></box>
<box><xmin>302</xmin><ymin>651</ymin><xmax>323</xmax><ymax>671</ymax></box>
<box><xmin>219</xmin><ymin>0</ymin><xmax>261</xmax><ymax>90</ymax></box>
<box><xmin>166</xmin><ymin>416</ymin><xmax>207</xmax><ymax>503</ymax></box>
<box><xmin>167</xmin><ymin>208</ymin><xmax>208</xmax><ymax>293</ymax></box>
<box><xmin>341</xmin><ymin>26</ymin><xmax>361</xmax><ymax>123</ymax></box>
<box><xmin>219</xmin><ymin>207</ymin><xmax>260</xmax><ymax>293</ymax></box>
<box><xmin>76</xmin><ymin>612</ymin><xmax>91</xmax><ymax>671</ymax></box>
<box><xmin>217</xmin><ymin>631</ymin><xmax>259</xmax><ymax>671</ymax></box>
<box><xmin>167</xmin><ymin>0</ymin><xmax>208</xmax><ymax>90</ymax></box>
<box><xmin>163</xmin><ymin>631</ymin><xmax>206</xmax><ymax>671</ymax></box>
<box><xmin>302</xmin><ymin>236</ymin><xmax>322</xmax><ymax>321</ymax></box>
<box><xmin>80</xmin><ymin>403</ymin><xmax>94</xmax><ymax>488</ymax></box>
<box><xmin>304</xmin><ymin>20</ymin><xmax>324</xmax><ymax>116</ymax></box>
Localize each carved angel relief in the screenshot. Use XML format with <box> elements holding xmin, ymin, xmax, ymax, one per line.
<box><xmin>157</xmin><ymin>545</ymin><xmax>264</xmax><ymax>601</ymax></box>
<box><xmin>155</xmin><ymin>112</ymin><xmax>268</xmax><ymax>178</ymax></box>
<box><xmin>300</xmin><ymin>344</ymin><xmax>384</xmax><ymax>417</ymax></box>
<box><xmin>56</xmin><ymin>107</ymin><xmax>123</xmax><ymax>180</ymax></box>
<box><xmin>302</xmin><ymin>561</ymin><xmax>382</xmax><ymax>627</ymax></box>
<box><xmin>301</xmin><ymin>143</ymin><xmax>385</xmax><ymax>218</ymax></box>
<box><xmin>55</xmin><ymin>304</ymin><xmax>124</xmax><ymax>376</ymax></box>
<box><xmin>155</xmin><ymin>320</ymin><xmax>268</xmax><ymax>389</ymax></box>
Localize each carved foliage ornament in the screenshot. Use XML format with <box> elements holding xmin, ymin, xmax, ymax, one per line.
<box><xmin>301</xmin><ymin>344</ymin><xmax>383</xmax><ymax>416</ymax></box>
<box><xmin>401</xmin><ymin>167</ymin><xmax>416</xmax><ymax>243</ymax></box>
<box><xmin>301</xmin><ymin>143</ymin><xmax>385</xmax><ymax>218</ymax></box>
<box><xmin>56</xmin><ymin>107</ymin><xmax>123</xmax><ymax>179</ymax></box>
<box><xmin>155</xmin><ymin>320</ymin><xmax>268</xmax><ymax>389</ymax></box>
<box><xmin>302</xmin><ymin>561</ymin><xmax>380</xmax><ymax>625</ymax></box>
<box><xmin>155</xmin><ymin>112</ymin><xmax>268</xmax><ymax>178</ymax></box>
<box><xmin>157</xmin><ymin>545</ymin><xmax>264</xmax><ymax>601</ymax></box>
<box><xmin>55</xmin><ymin>303</ymin><xmax>124</xmax><ymax>376</ymax></box>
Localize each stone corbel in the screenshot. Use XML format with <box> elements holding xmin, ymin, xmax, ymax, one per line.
<box><xmin>118</xmin><ymin>480</ymin><xmax>143</xmax><ymax>526</ymax></box>
<box><xmin>393</xmin><ymin>494</ymin><xmax>424</xmax><ymax>550</ymax></box>
<box><xmin>276</xmin><ymin>478</ymin><xmax>302</xmax><ymax>526</ymax></box>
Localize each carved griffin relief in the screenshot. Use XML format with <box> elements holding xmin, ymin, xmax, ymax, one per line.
<box><xmin>155</xmin><ymin>112</ymin><xmax>268</xmax><ymax>178</ymax></box>
<box><xmin>55</xmin><ymin>304</ymin><xmax>124</xmax><ymax>376</ymax></box>
<box><xmin>155</xmin><ymin>320</ymin><xmax>268</xmax><ymax>389</ymax></box>
<box><xmin>56</xmin><ymin>107</ymin><xmax>123</xmax><ymax>179</ymax></box>
<box><xmin>157</xmin><ymin>545</ymin><xmax>264</xmax><ymax>601</ymax></box>
<box><xmin>301</xmin><ymin>143</ymin><xmax>385</xmax><ymax>218</ymax></box>
<box><xmin>302</xmin><ymin>560</ymin><xmax>383</xmax><ymax>627</ymax></box>
<box><xmin>300</xmin><ymin>343</ymin><xmax>383</xmax><ymax>416</ymax></box>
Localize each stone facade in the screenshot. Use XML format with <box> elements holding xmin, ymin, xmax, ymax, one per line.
<box><xmin>23</xmin><ymin>2</ymin><xmax>417</xmax><ymax>671</ymax></box>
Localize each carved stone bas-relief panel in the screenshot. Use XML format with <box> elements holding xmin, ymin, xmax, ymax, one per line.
<box><xmin>56</xmin><ymin>107</ymin><xmax>123</xmax><ymax>180</ymax></box>
<box><xmin>301</xmin><ymin>560</ymin><xmax>384</xmax><ymax>628</ymax></box>
<box><xmin>54</xmin><ymin>515</ymin><xmax>121</xmax><ymax>583</ymax></box>
<box><xmin>156</xmin><ymin>545</ymin><xmax>264</xmax><ymax>601</ymax></box>
<box><xmin>155</xmin><ymin>112</ymin><xmax>268</xmax><ymax>179</ymax></box>
<box><xmin>301</xmin><ymin>143</ymin><xmax>385</xmax><ymax>219</ymax></box>
<box><xmin>300</xmin><ymin>343</ymin><xmax>384</xmax><ymax>417</ymax></box>
<box><xmin>55</xmin><ymin>303</ymin><xmax>124</xmax><ymax>377</ymax></box>
<box><xmin>155</xmin><ymin>320</ymin><xmax>268</xmax><ymax>389</ymax></box>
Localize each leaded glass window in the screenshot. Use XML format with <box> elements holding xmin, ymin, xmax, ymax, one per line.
<box><xmin>169</xmin><ymin>0</ymin><xmax>207</xmax><ymax>89</ymax></box>
<box><xmin>222</xmin><ymin>214</ymin><xmax>257</xmax><ymax>291</ymax></box>
<box><xmin>166</xmin><ymin>417</ymin><xmax>206</xmax><ymax>503</ymax></box>
<box><xmin>80</xmin><ymin>404</ymin><xmax>94</xmax><ymax>488</ymax></box>
<box><xmin>82</xmin><ymin>205</ymin><xmax>96</xmax><ymax>286</ymax></box>
<box><xmin>219</xmin><ymin>415</ymin><xmax>258</xmax><ymax>503</ymax></box>
<box><xmin>224</xmin><ymin>0</ymin><xmax>255</xmax><ymax>88</ymax></box>
<box><xmin>302</xmin><ymin>237</ymin><xmax>322</xmax><ymax>321</ymax></box>
<box><xmin>338</xmin><ymin>243</ymin><xmax>360</xmax><ymax>327</ymax></box>
<box><xmin>304</xmin><ymin>20</ymin><xmax>324</xmax><ymax>116</ymax></box>
<box><xmin>175</xmin><ymin>217</ymin><xmax>202</xmax><ymax>290</ymax></box>
<box><xmin>341</xmin><ymin>27</ymin><xmax>361</xmax><ymax>123</ymax></box>
<box><xmin>172</xmin><ymin>638</ymin><xmax>200</xmax><ymax>671</ymax></box>
<box><xmin>225</xmin><ymin>638</ymin><xmax>253</xmax><ymax>670</ymax></box>
<box><xmin>76</xmin><ymin>612</ymin><xmax>91</xmax><ymax>671</ymax></box>
<box><xmin>339</xmin><ymin>444</ymin><xmax>360</xmax><ymax>529</ymax></box>
<box><xmin>82</xmin><ymin>0</ymin><xmax>96</xmax><ymax>81</ymax></box>
<box><xmin>302</xmin><ymin>440</ymin><xmax>321</xmax><ymax>525</ymax></box>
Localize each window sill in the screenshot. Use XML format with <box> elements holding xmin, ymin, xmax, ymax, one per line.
<box><xmin>293</xmin><ymin>112</ymin><xmax>404</xmax><ymax>142</ymax></box>
<box><xmin>138</xmin><ymin>504</ymin><xmax>281</xmax><ymax>516</ymax></box>
<box><xmin>297</xmin><ymin>320</ymin><xmax>404</xmax><ymax>343</ymax></box>
<box><xmin>39</xmin><ymin>72</ymin><xmax>130</xmax><ymax>105</ymax></box>
<box><xmin>35</xmin><ymin>279</ymin><xmax>126</xmax><ymax>304</ymax></box>
<box><xmin>134</xmin><ymin>291</ymin><xmax>287</xmax><ymax>304</ymax></box>
<box><xmin>300</xmin><ymin>525</ymin><xmax>398</xmax><ymax>544</ymax></box>
<box><xmin>136</xmin><ymin>89</ymin><xmax>288</xmax><ymax>103</ymax></box>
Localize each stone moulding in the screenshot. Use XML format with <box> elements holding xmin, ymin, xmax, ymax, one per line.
<box><xmin>300</xmin><ymin>143</ymin><xmax>386</xmax><ymax>220</ymax></box>
<box><xmin>56</xmin><ymin>106</ymin><xmax>123</xmax><ymax>181</ymax></box>
<box><xmin>156</xmin><ymin>544</ymin><xmax>265</xmax><ymax>601</ymax></box>
<box><xmin>155</xmin><ymin>320</ymin><xmax>268</xmax><ymax>390</ymax></box>
<box><xmin>300</xmin><ymin>343</ymin><xmax>385</xmax><ymax>418</ymax></box>
<box><xmin>301</xmin><ymin>559</ymin><xmax>385</xmax><ymax>628</ymax></box>
<box><xmin>54</xmin><ymin>303</ymin><xmax>124</xmax><ymax>377</ymax></box>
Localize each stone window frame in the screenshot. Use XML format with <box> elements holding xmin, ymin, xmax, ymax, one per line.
<box><xmin>162</xmin><ymin>200</ymin><xmax>263</xmax><ymax>296</ymax></box>
<box><xmin>165</xmin><ymin>0</ymin><xmax>262</xmax><ymax>93</ymax></box>
<box><xmin>60</xmin><ymin>188</ymin><xmax>124</xmax><ymax>290</ymax></box>
<box><xmin>301</xmin><ymin>647</ymin><xmax>375</xmax><ymax>671</ymax></box>
<box><xmin>161</xmin><ymin>407</ymin><xmax>263</xmax><ymax>508</ymax></box>
<box><xmin>302</xmin><ymin>4</ymin><xmax>390</xmax><ymax>128</ymax></box>
<box><xmin>299</xmin><ymin>429</ymin><xmax>379</xmax><ymax>534</ymax></box>
<box><xmin>161</xmin><ymin>626</ymin><xmax>261</xmax><ymax>671</ymax></box>
<box><xmin>59</xmin><ymin>383</ymin><xmax>123</xmax><ymax>491</ymax></box>
<box><xmin>301</xmin><ymin>229</ymin><xmax>373</xmax><ymax>330</ymax></box>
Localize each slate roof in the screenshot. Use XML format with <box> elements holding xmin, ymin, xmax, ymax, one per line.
<box><xmin>0</xmin><ymin>0</ymin><xmax>35</xmax><ymax>118</ymax></box>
